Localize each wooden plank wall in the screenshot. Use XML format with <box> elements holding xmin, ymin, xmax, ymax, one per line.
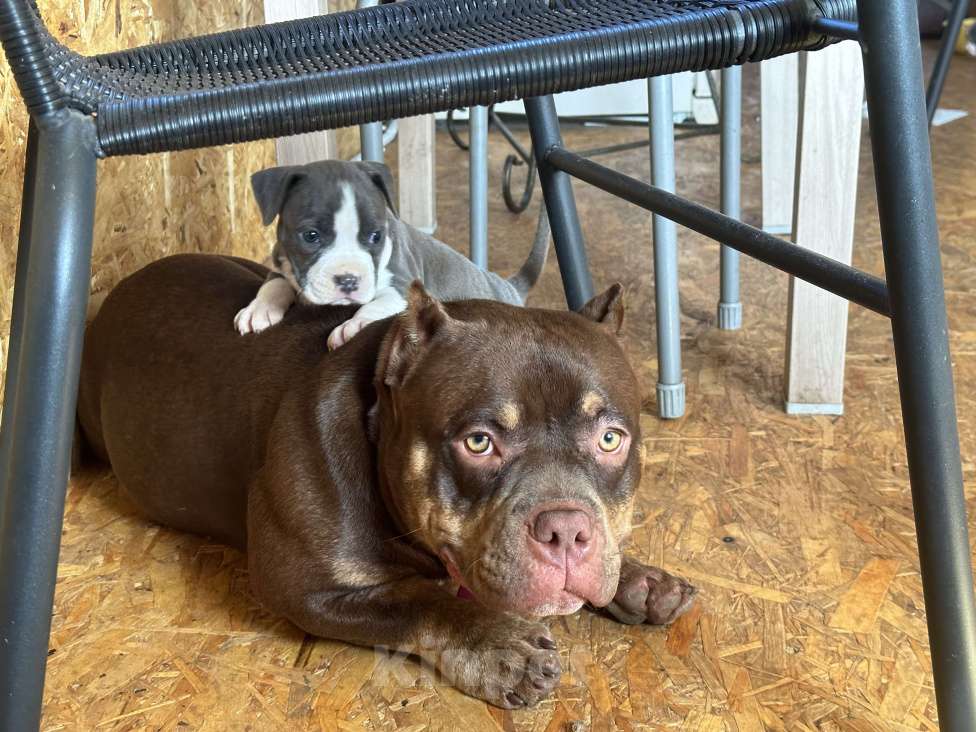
<box><xmin>0</xmin><ymin>0</ymin><xmax>357</xmax><ymax>395</ymax></box>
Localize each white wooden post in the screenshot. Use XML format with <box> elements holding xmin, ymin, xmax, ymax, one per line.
<box><xmin>263</xmin><ymin>0</ymin><xmax>338</xmax><ymax>164</ymax></box>
<box><xmin>784</xmin><ymin>41</ymin><xmax>865</xmax><ymax>414</ymax></box>
<box><xmin>397</xmin><ymin>115</ymin><xmax>437</xmax><ymax>233</ymax></box>
<box><xmin>760</xmin><ymin>54</ymin><xmax>799</xmax><ymax>235</ymax></box>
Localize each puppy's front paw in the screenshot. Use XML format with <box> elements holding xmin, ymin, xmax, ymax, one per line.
<box><xmin>605</xmin><ymin>559</ymin><xmax>697</xmax><ymax>625</ymax></box>
<box><xmin>328</xmin><ymin>314</ymin><xmax>374</xmax><ymax>350</ymax></box>
<box><xmin>235</xmin><ymin>299</ymin><xmax>286</xmax><ymax>335</ymax></box>
<box><xmin>441</xmin><ymin>615</ymin><xmax>561</xmax><ymax>709</ymax></box>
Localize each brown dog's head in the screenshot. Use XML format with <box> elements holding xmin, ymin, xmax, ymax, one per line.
<box><xmin>374</xmin><ymin>283</ymin><xmax>643</xmax><ymax>617</ymax></box>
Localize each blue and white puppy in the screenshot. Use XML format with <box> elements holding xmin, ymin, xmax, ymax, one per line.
<box><xmin>236</xmin><ymin>160</ymin><xmax>548</xmax><ymax>348</ymax></box>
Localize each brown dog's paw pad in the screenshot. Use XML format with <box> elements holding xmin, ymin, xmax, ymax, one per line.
<box><xmin>498</xmin><ymin>628</ymin><xmax>562</xmax><ymax>709</ymax></box>
<box><xmin>645</xmin><ymin>572</ymin><xmax>698</xmax><ymax>625</ymax></box>
<box><xmin>606</xmin><ymin>564</ymin><xmax>698</xmax><ymax>626</ymax></box>
<box><xmin>536</xmin><ymin>634</ymin><xmax>557</xmax><ymax>650</ymax></box>
<box><xmin>448</xmin><ymin>617</ymin><xmax>562</xmax><ymax>709</ymax></box>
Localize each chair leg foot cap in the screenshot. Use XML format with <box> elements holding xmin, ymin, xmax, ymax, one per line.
<box><xmin>657</xmin><ymin>382</ymin><xmax>686</xmax><ymax>419</ymax></box>
<box><xmin>717</xmin><ymin>302</ymin><xmax>742</xmax><ymax>330</ymax></box>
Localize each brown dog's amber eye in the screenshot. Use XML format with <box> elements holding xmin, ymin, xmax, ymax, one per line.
<box><xmin>464</xmin><ymin>433</ymin><xmax>493</xmax><ymax>455</ymax></box>
<box><xmin>599</xmin><ymin>430</ymin><xmax>623</xmax><ymax>452</ymax></box>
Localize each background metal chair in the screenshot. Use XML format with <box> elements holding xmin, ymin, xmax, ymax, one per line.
<box><xmin>1</xmin><ymin>1</ymin><xmax>973</xmax><ymax>729</ymax></box>
<box><xmin>648</xmin><ymin>68</ymin><xmax>743</xmax><ymax>419</ymax></box>
<box><xmin>925</xmin><ymin>0</ymin><xmax>972</xmax><ymax>123</ymax></box>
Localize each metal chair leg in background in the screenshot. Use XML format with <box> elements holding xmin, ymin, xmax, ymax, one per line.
<box><xmin>859</xmin><ymin>0</ymin><xmax>976</xmax><ymax>728</ymax></box>
<box><xmin>648</xmin><ymin>76</ymin><xmax>685</xmax><ymax>419</ymax></box>
<box><xmin>356</xmin><ymin>0</ymin><xmax>384</xmax><ymax>165</ymax></box>
<box><xmin>469</xmin><ymin>106</ymin><xmax>489</xmax><ymax>268</ymax></box>
<box><xmin>0</xmin><ymin>110</ymin><xmax>99</xmax><ymax>732</ymax></box>
<box><xmin>926</xmin><ymin>0</ymin><xmax>969</xmax><ymax>124</ymax></box>
<box><xmin>524</xmin><ymin>95</ymin><xmax>594</xmax><ymax>311</ymax></box>
<box><xmin>717</xmin><ymin>66</ymin><xmax>742</xmax><ymax>330</ymax></box>
<box><xmin>359</xmin><ymin>122</ymin><xmax>384</xmax><ymax>163</ymax></box>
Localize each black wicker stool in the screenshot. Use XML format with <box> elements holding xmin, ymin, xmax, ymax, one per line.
<box><xmin>0</xmin><ymin>0</ymin><xmax>973</xmax><ymax>728</ymax></box>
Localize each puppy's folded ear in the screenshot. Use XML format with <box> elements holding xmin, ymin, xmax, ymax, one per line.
<box><xmin>577</xmin><ymin>283</ymin><xmax>625</xmax><ymax>336</ymax></box>
<box><xmin>354</xmin><ymin>161</ymin><xmax>399</xmax><ymax>217</ymax></box>
<box><xmin>251</xmin><ymin>167</ymin><xmax>305</xmax><ymax>225</ymax></box>
<box><xmin>378</xmin><ymin>281</ymin><xmax>453</xmax><ymax>387</ymax></box>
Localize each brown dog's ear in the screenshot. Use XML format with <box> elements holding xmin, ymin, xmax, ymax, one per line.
<box><xmin>577</xmin><ymin>283</ymin><xmax>625</xmax><ymax>336</ymax></box>
<box><xmin>251</xmin><ymin>166</ymin><xmax>305</xmax><ymax>226</ymax></box>
<box><xmin>354</xmin><ymin>161</ymin><xmax>399</xmax><ymax>217</ymax></box>
<box><xmin>380</xmin><ymin>281</ymin><xmax>452</xmax><ymax>387</ymax></box>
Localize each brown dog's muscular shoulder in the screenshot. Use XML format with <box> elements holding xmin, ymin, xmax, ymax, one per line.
<box><xmin>77</xmin><ymin>253</ymin><xmax>360</xmax><ymax>546</ymax></box>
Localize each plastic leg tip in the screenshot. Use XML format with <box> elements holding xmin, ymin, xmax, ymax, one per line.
<box><xmin>717</xmin><ymin>301</ymin><xmax>743</xmax><ymax>330</ymax></box>
<box><xmin>657</xmin><ymin>381</ymin><xmax>686</xmax><ymax>419</ymax></box>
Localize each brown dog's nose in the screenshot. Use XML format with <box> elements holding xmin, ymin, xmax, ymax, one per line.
<box><xmin>530</xmin><ymin>510</ymin><xmax>592</xmax><ymax>566</ymax></box>
<box><xmin>333</xmin><ymin>273</ymin><xmax>359</xmax><ymax>294</ymax></box>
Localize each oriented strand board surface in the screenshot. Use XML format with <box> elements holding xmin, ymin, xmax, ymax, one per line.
<box><xmin>37</xmin><ymin>47</ymin><xmax>976</xmax><ymax>730</ymax></box>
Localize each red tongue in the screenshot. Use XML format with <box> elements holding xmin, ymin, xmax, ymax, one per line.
<box><xmin>457</xmin><ymin>585</ymin><xmax>475</xmax><ymax>600</ymax></box>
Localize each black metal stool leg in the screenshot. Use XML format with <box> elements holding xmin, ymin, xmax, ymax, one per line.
<box><xmin>0</xmin><ymin>110</ymin><xmax>98</xmax><ymax>731</ymax></box>
<box><xmin>524</xmin><ymin>95</ymin><xmax>594</xmax><ymax>310</ymax></box>
<box><xmin>858</xmin><ymin>1</ymin><xmax>976</xmax><ymax>727</ymax></box>
<box><xmin>0</xmin><ymin>120</ymin><xmax>39</xmax><ymax>540</ymax></box>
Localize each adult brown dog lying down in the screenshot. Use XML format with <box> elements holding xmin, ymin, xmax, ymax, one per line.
<box><xmin>77</xmin><ymin>253</ymin><xmax>697</xmax><ymax>709</ymax></box>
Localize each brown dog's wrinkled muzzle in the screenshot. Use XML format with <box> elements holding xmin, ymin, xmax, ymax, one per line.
<box><xmin>524</xmin><ymin>505</ymin><xmax>612</xmax><ymax>612</ymax></box>
<box><xmin>438</xmin><ymin>496</ymin><xmax>624</xmax><ymax>617</ymax></box>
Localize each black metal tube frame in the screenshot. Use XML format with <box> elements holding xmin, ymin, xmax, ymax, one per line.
<box><xmin>0</xmin><ymin>119</ymin><xmax>38</xmax><ymax>540</ymax></box>
<box><xmin>810</xmin><ymin>17</ymin><xmax>859</xmax><ymax>41</ymax></box>
<box><xmin>0</xmin><ymin>109</ymin><xmax>97</xmax><ymax>731</ymax></box>
<box><xmin>859</xmin><ymin>0</ymin><xmax>976</xmax><ymax>725</ymax></box>
<box><xmin>524</xmin><ymin>95</ymin><xmax>594</xmax><ymax>310</ymax></box>
<box><xmin>545</xmin><ymin>147</ymin><xmax>891</xmax><ymax>316</ymax></box>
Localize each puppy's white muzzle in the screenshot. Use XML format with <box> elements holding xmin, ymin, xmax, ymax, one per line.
<box><xmin>300</xmin><ymin>256</ymin><xmax>376</xmax><ymax>305</ymax></box>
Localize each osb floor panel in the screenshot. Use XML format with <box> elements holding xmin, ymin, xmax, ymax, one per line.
<box><xmin>45</xmin><ymin>55</ymin><xmax>975</xmax><ymax>730</ymax></box>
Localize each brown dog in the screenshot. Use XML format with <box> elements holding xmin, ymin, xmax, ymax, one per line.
<box><xmin>77</xmin><ymin>254</ymin><xmax>696</xmax><ymax>708</ymax></box>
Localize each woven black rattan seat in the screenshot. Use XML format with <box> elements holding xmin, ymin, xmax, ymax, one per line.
<box><xmin>6</xmin><ymin>0</ymin><xmax>854</xmax><ymax>156</ymax></box>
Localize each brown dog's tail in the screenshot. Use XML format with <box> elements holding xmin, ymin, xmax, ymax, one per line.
<box><xmin>507</xmin><ymin>204</ymin><xmax>551</xmax><ymax>300</ymax></box>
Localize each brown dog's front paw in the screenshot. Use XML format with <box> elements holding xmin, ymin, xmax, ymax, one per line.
<box><xmin>605</xmin><ymin>560</ymin><xmax>697</xmax><ymax>625</ymax></box>
<box><xmin>442</xmin><ymin>615</ymin><xmax>561</xmax><ymax>709</ymax></box>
